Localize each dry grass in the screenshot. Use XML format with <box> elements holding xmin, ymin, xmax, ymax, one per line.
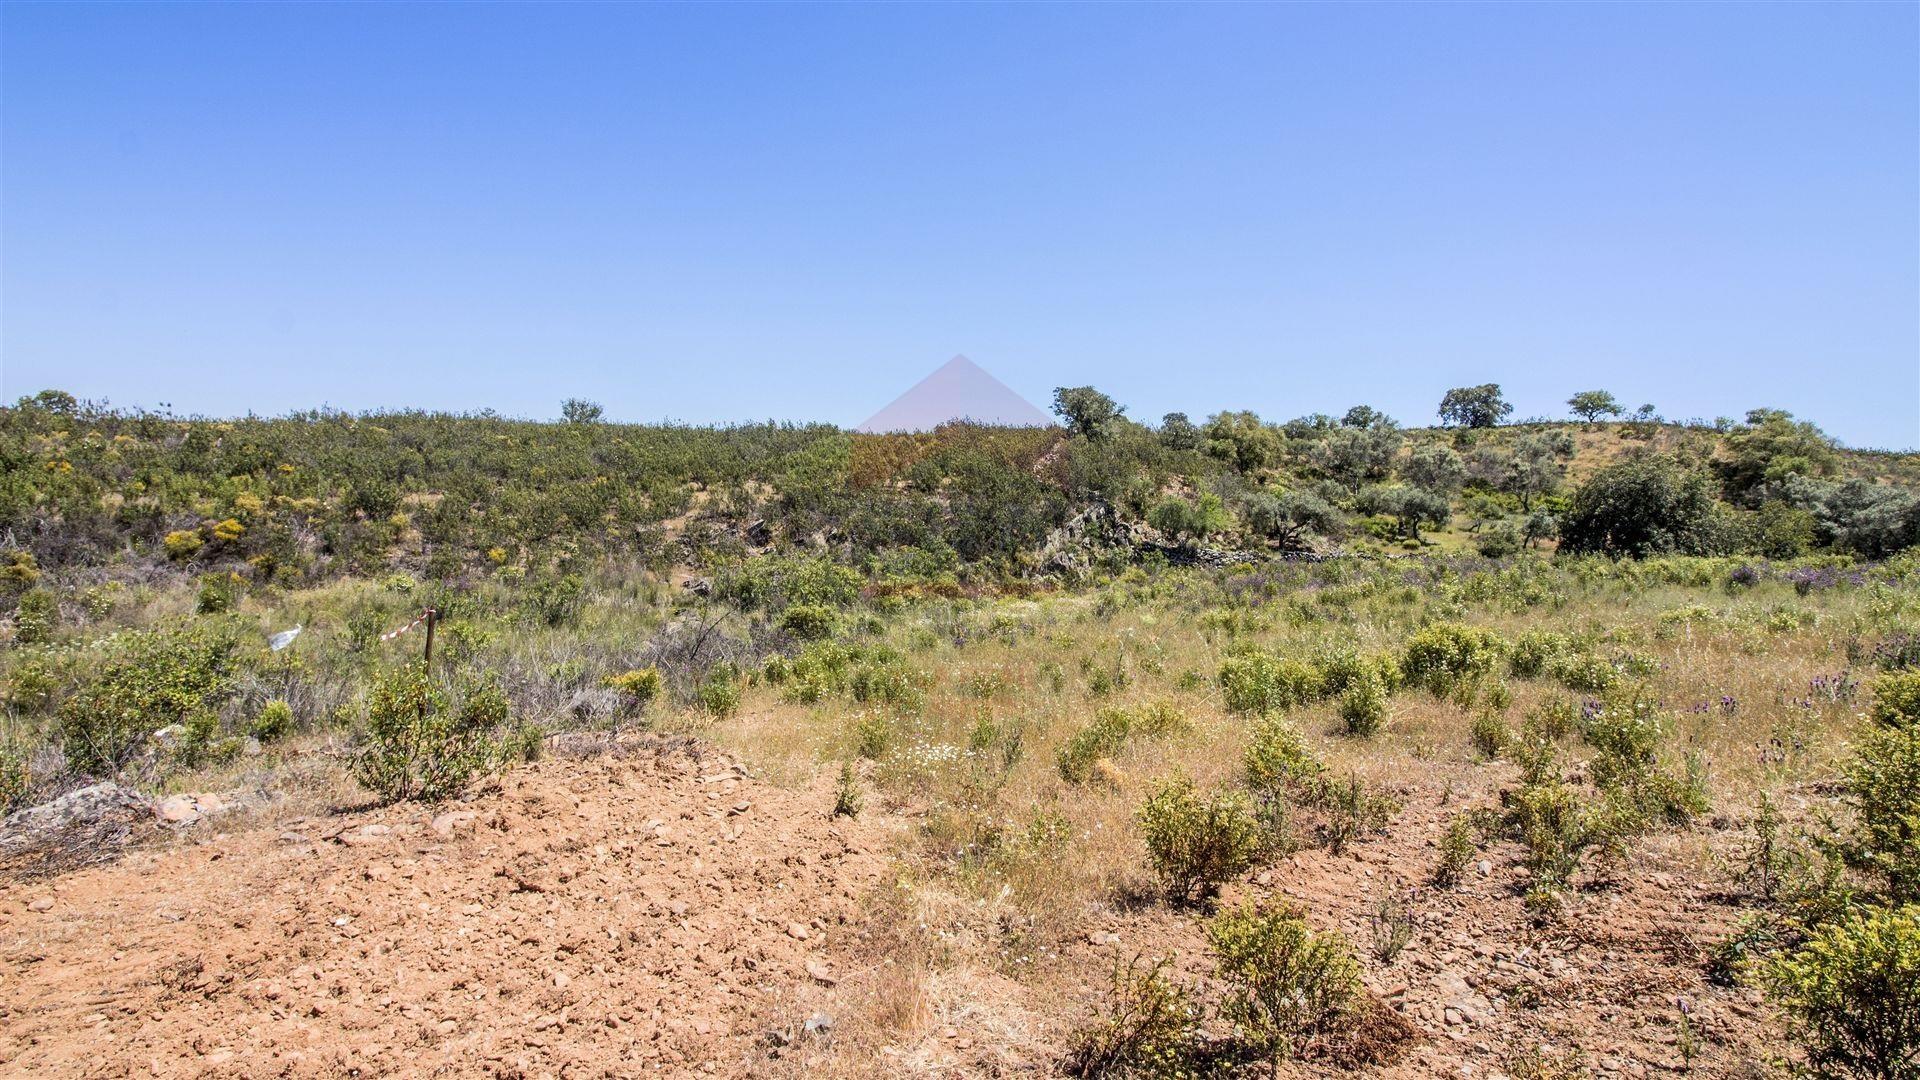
<box><xmin>8</xmin><ymin>552</ymin><xmax>1911</xmax><ymax>1074</ymax></box>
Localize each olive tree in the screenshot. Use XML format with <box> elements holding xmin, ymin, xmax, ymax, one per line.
<box><xmin>1438</xmin><ymin>384</ymin><xmax>1512</xmax><ymax>429</ymax></box>
<box><xmin>561</xmin><ymin>398</ymin><xmax>604</xmax><ymax>424</ymax></box>
<box><xmin>1567</xmin><ymin>390</ymin><xmax>1623</xmax><ymax>425</ymax></box>
<box><xmin>1052</xmin><ymin>386</ymin><xmax>1126</xmax><ymax>441</ymax></box>
<box><xmin>1559</xmin><ymin>454</ymin><xmax>1727</xmax><ymax>557</ymax></box>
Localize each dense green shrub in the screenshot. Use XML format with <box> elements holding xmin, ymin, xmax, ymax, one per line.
<box><xmin>1139</xmin><ymin>775</ymin><xmax>1262</xmax><ymax>905</ymax></box>
<box><xmin>1219</xmin><ymin>649</ymin><xmax>1324</xmax><ymax>714</ymax></box>
<box><xmin>353</xmin><ymin>663</ymin><xmax>509</xmax><ymax>802</ymax></box>
<box><xmin>1337</xmin><ymin>665</ymin><xmax>1389</xmax><ymax>737</ymax></box>
<box><xmin>13</xmin><ymin>588</ymin><xmax>56</xmax><ymax>644</ymax></box>
<box><xmin>1509</xmin><ymin>774</ymin><xmax>1590</xmax><ymax>893</ymax></box>
<box><xmin>1313</xmin><ymin>649</ymin><xmax>1399</xmax><ymax>697</ymax></box>
<box><xmin>1508</xmin><ymin>629</ymin><xmax>1573</xmax><ymax>678</ymax></box>
<box><xmin>718</xmin><ymin>554</ymin><xmax>862</xmax><ymax>612</ymax></box>
<box><xmin>1762</xmin><ymin>904</ymin><xmax>1920</xmax><ymax>1080</ymax></box>
<box><xmin>778</xmin><ymin>603</ymin><xmax>837</xmax><ymax>641</ymax></box>
<box><xmin>1244</xmin><ymin>715</ymin><xmax>1324</xmax><ymax>795</ymax></box>
<box><xmin>1547</xmin><ymin>651</ymin><xmax>1621</xmax><ymax>694</ymax></box>
<box><xmin>1401</xmin><ymin>622</ymin><xmax>1505</xmax><ymax>694</ymax></box>
<box><xmin>1206</xmin><ymin>904</ymin><xmax>1363</xmax><ymax>1060</ymax></box>
<box><xmin>1470</xmin><ymin>711</ymin><xmax>1512</xmax><ymax>759</ymax></box>
<box><xmin>523</xmin><ymin>573</ymin><xmax>587</xmax><ymax>627</ymax></box>
<box><xmin>0</xmin><ymin>742</ymin><xmax>28</xmax><ymax>813</ymax></box>
<box><xmin>1434</xmin><ymin>814</ymin><xmax>1477</xmax><ymax>886</ymax></box>
<box><xmin>1840</xmin><ymin>722</ymin><xmax>1920</xmax><ymax>903</ymax></box>
<box><xmin>697</xmin><ymin>666</ymin><xmax>742</xmax><ymax>717</ymax></box>
<box><xmin>1583</xmin><ymin>690</ymin><xmax>1709</xmax><ymax>827</ymax></box>
<box><xmin>1872</xmin><ymin>670</ymin><xmax>1920</xmax><ymax>729</ymax></box>
<box><xmin>1058</xmin><ymin>708</ymin><xmax>1134</xmax><ymax>784</ymax></box>
<box><xmin>248</xmin><ymin>699</ymin><xmax>296</xmax><ymax>742</ymax></box>
<box><xmin>1559</xmin><ymin>455</ymin><xmax>1730</xmax><ymax>558</ymax></box>
<box><xmin>57</xmin><ymin>624</ymin><xmax>239</xmax><ymax>774</ymax></box>
<box><xmin>602</xmin><ymin>667</ymin><xmax>664</xmax><ymax>708</ymax></box>
<box><xmin>195</xmin><ymin>572</ymin><xmax>241</xmax><ymax>614</ymax></box>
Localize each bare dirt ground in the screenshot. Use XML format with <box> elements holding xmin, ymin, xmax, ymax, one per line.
<box><xmin>0</xmin><ymin>737</ymin><xmax>898</xmax><ymax>1079</ymax></box>
<box><xmin>0</xmin><ymin>743</ymin><xmax>1784</xmax><ymax>1079</ymax></box>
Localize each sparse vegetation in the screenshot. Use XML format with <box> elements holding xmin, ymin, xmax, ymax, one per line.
<box><xmin>1139</xmin><ymin>775</ymin><xmax>1263</xmax><ymax>906</ymax></box>
<box><xmin>3</xmin><ymin>389</ymin><xmax>1918</xmax><ymax>1075</ymax></box>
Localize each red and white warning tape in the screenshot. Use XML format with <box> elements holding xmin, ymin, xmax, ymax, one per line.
<box><xmin>379</xmin><ymin>609</ymin><xmax>434</xmax><ymax>642</ymax></box>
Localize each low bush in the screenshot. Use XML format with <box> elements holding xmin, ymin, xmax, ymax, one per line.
<box><xmin>248</xmin><ymin>699</ymin><xmax>295</xmax><ymax>742</ymax></box>
<box><xmin>1470</xmin><ymin>711</ymin><xmax>1512</xmax><ymax>759</ymax></box>
<box><xmin>1508</xmin><ymin>629</ymin><xmax>1574</xmax><ymax>678</ymax></box>
<box><xmin>523</xmin><ymin>572</ymin><xmax>587</xmax><ymax>628</ymax></box>
<box><xmin>1337</xmin><ymin>666</ymin><xmax>1390</xmax><ymax>737</ymax></box>
<box><xmin>602</xmin><ymin>667</ymin><xmax>664</xmax><ymax>708</ymax></box>
<box><xmin>1314</xmin><ymin>649</ymin><xmax>1400</xmax><ymax>696</ymax></box>
<box><xmin>1219</xmin><ymin>648</ymin><xmax>1324</xmax><ymax>714</ymax></box>
<box><xmin>1059</xmin><ymin>708</ymin><xmax>1133</xmax><ymax>784</ymax></box>
<box><xmin>1548</xmin><ymin>652</ymin><xmax>1621</xmax><ymax>695</ymax></box>
<box><xmin>13</xmin><ymin>588</ymin><xmax>56</xmax><ymax>644</ymax></box>
<box><xmin>1317</xmin><ymin>772</ymin><xmax>1398</xmax><ymax>853</ymax></box>
<box><xmin>353</xmin><ymin>663</ymin><xmax>510</xmax><ymax>802</ymax></box>
<box><xmin>1839</xmin><ymin>722</ymin><xmax>1920</xmax><ymax>903</ymax></box>
<box><xmin>1139</xmin><ymin>775</ymin><xmax>1262</xmax><ymax>906</ymax></box>
<box><xmin>1762</xmin><ymin>904</ymin><xmax>1920</xmax><ymax>1080</ymax></box>
<box><xmin>778</xmin><ymin>603</ymin><xmax>837</xmax><ymax>641</ymax></box>
<box><xmin>1509</xmin><ymin>774</ymin><xmax>1590</xmax><ymax>893</ymax></box>
<box><xmin>57</xmin><ymin>623</ymin><xmax>239</xmax><ymax>775</ymax></box>
<box><xmin>1435</xmin><ymin>813</ymin><xmax>1477</xmax><ymax>886</ymax></box>
<box><xmin>697</xmin><ymin>666</ymin><xmax>742</xmax><ymax>717</ymax></box>
<box><xmin>1872</xmin><ymin>670</ymin><xmax>1920</xmax><ymax>728</ymax></box>
<box><xmin>0</xmin><ymin>742</ymin><xmax>28</xmax><ymax>813</ymax></box>
<box><xmin>1207</xmin><ymin>904</ymin><xmax>1363</xmax><ymax>1060</ymax></box>
<box><xmin>831</xmin><ymin>761</ymin><xmax>863</xmax><ymax>818</ymax></box>
<box><xmin>1064</xmin><ymin>956</ymin><xmax>1203</xmax><ymax>1079</ymax></box>
<box><xmin>1401</xmin><ymin>622</ymin><xmax>1505</xmax><ymax>695</ymax></box>
<box><xmin>1244</xmin><ymin>715</ymin><xmax>1324</xmax><ymax>795</ymax></box>
<box><xmin>1582</xmin><ymin>689</ymin><xmax>1709</xmax><ymax>827</ymax></box>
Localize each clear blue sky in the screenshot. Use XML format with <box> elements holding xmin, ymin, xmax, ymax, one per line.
<box><xmin>3</xmin><ymin>3</ymin><xmax>1915</xmax><ymax>448</ymax></box>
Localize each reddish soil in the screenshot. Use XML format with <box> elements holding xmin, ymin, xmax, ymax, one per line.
<box><xmin>0</xmin><ymin>745</ymin><xmax>1785</xmax><ymax>1079</ymax></box>
<box><xmin>0</xmin><ymin>738</ymin><xmax>895</xmax><ymax>1078</ymax></box>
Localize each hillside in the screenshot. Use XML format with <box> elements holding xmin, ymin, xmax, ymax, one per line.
<box><xmin>3</xmin><ymin>387</ymin><xmax>1919</xmax><ymax>1078</ymax></box>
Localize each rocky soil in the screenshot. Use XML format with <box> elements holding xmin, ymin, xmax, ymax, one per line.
<box><xmin>0</xmin><ymin>744</ymin><xmax>1787</xmax><ymax>1079</ymax></box>
<box><xmin>0</xmin><ymin>737</ymin><xmax>896</xmax><ymax>1078</ymax></box>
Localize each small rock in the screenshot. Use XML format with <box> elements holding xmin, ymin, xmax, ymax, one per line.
<box><xmin>151</xmin><ymin>725</ymin><xmax>188</xmax><ymax>751</ymax></box>
<box><xmin>432</xmin><ymin>811</ymin><xmax>479</xmax><ymax>837</ymax></box>
<box><xmin>787</xmin><ymin>922</ymin><xmax>809</xmax><ymax>940</ymax></box>
<box><xmin>1087</xmin><ymin>930</ymin><xmax>1121</xmax><ymax>946</ymax></box>
<box><xmin>156</xmin><ymin>796</ymin><xmax>201</xmax><ymax>826</ymax></box>
<box><xmin>26</xmin><ymin>896</ymin><xmax>54</xmax><ymax>913</ymax></box>
<box><xmin>552</xmin><ymin>971</ymin><xmax>571</xmax><ymax>989</ymax></box>
<box><xmin>803</xmin><ymin>1013</ymin><xmax>832</xmax><ymax>1036</ymax></box>
<box><xmin>805</xmin><ymin>959</ymin><xmax>836</xmax><ymax>985</ymax></box>
<box><xmin>1475</xmin><ymin>859</ymin><xmax>1492</xmax><ymax>876</ymax></box>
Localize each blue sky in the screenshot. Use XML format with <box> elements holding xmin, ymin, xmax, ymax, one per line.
<box><xmin>3</xmin><ymin>3</ymin><xmax>1915</xmax><ymax>448</ymax></box>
